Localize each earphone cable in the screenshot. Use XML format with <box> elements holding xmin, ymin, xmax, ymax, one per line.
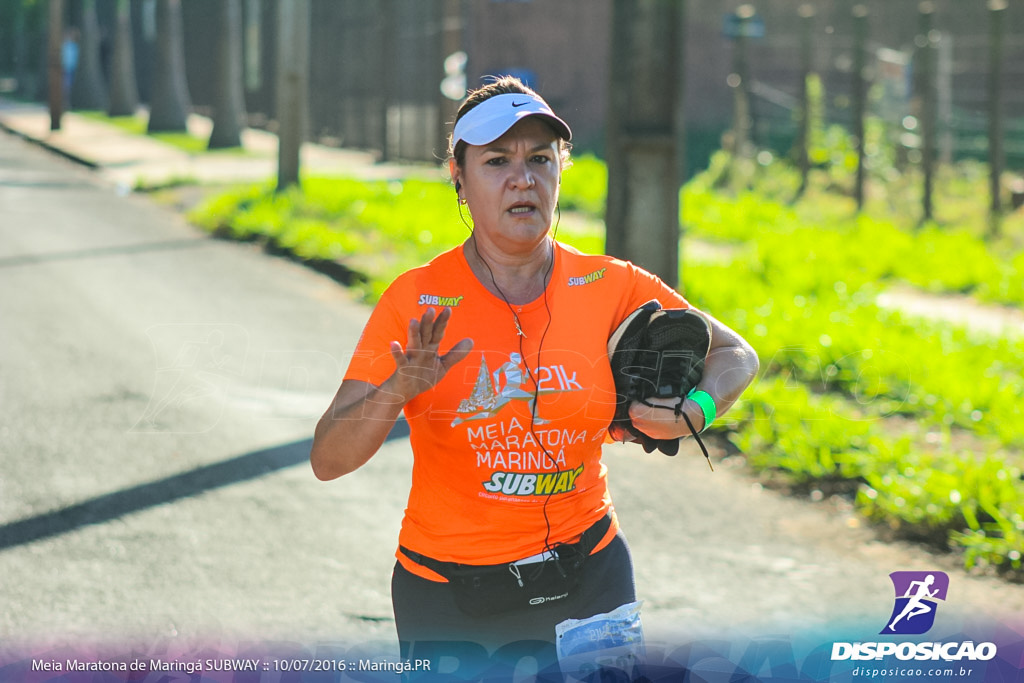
<box><xmin>469</xmin><ymin>234</ymin><xmax>560</xmax><ymax>571</ymax></box>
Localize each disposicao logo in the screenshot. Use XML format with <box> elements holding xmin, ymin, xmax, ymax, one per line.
<box><xmin>830</xmin><ymin>570</ymin><xmax>998</xmax><ymax>663</ymax></box>
<box><xmin>881</xmin><ymin>570</ymin><xmax>949</xmax><ymax>635</ymax></box>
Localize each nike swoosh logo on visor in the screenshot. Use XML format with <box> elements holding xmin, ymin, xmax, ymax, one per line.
<box><xmin>511</xmin><ymin>101</ymin><xmax>528</xmax><ymax>107</ymax></box>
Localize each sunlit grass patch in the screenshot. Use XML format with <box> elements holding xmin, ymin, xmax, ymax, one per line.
<box><xmin>76</xmin><ymin>110</ymin><xmax>247</xmax><ymax>156</ymax></box>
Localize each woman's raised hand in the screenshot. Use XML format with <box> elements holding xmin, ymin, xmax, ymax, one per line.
<box><xmin>388</xmin><ymin>307</ymin><xmax>474</xmax><ymax>402</ymax></box>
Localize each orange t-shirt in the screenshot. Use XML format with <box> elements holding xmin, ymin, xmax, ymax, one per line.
<box><xmin>343</xmin><ymin>242</ymin><xmax>689</xmax><ymax>579</ymax></box>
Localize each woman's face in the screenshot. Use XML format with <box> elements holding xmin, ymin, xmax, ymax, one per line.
<box><xmin>453</xmin><ymin>117</ymin><xmax>562</xmax><ymax>253</ymax></box>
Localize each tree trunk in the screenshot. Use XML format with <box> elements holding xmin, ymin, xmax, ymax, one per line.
<box><xmin>988</xmin><ymin>0</ymin><xmax>1007</xmax><ymax>237</ymax></box>
<box><xmin>12</xmin><ymin>2</ymin><xmax>30</xmax><ymax>98</ymax></box>
<box><xmin>606</xmin><ymin>0</ymin><xmax>685</xmax><ymax>289</ymax></box>
<box><xmin>378</xmin><ymin>0</ymin><xmax>396</xmax><ymax>161</ymax></box>
<box><xmin>276</xmin><ymin>0</ymin><xmax>310</xmax><ymax>191</ymax></box>
<box><xmin>71</xmin><ymin>0</ymin><xmax>108</xmax><ymax>111</ymax></box>
<box><xmin>209</xmin><ymin>0</ymin><xmax>248</xmax><ymax>149</ymax></box>
<box><xmin>37</xmin><ymin>7</ymin><xmax>52</xmax><ymax>102</ymax></box>
<box><xmin>147</xmin><ymin>0</ymin><xmax>192</xmax><ymax>133</ymax></box>
<box><xmin>727</xmin><ymin>5</ymin><xmax>755</xmax><ymax>192</ymax></box>
<box><xmin>47</xmin><ymin>0</ymin><xmax>64</xmax><ymax>130</ymax></box>
<box><xmin>852</xmin><ymin>5</ymin><xmax>868</xmax><ymax>211</ymax></box>
<box><xmin>916</xmin><ymin>1</ymin><xmax>936</xmax><ymax>225</ymax></box>
<box><xmin>437</xmin><ymin>0</ymin><xmax>465</xmax><ymax>160</ymax></box>
<box><xmin>795</xmin><ymin>4</ymin><xmax>814</xmax><ymax>199</ymax></box>
<box><xmin>107</xmin><ymin>0</ymin><xmax>139</xmax><ymax>117</ymax></box>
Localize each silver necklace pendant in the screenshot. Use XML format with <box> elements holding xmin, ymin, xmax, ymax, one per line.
<box><xmin>513</xmin><ymin>314</ymin><xmax>526</xmax><ymax>337</ymax></box>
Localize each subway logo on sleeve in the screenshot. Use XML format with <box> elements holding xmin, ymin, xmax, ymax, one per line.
<box><xmin>418</xmin><ymin>293</ymin><xmax>464</xmax><ymax>307</ymax></box>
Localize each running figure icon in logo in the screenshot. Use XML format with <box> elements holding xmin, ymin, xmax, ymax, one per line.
<box><xmin>881</xmin><ymin>571</ymin><xmax>949</xmax><ymax>635</ymax></box>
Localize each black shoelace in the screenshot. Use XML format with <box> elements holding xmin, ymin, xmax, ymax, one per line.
<box><xmin>639</xmin><ymin>397</ymin><xmax>715</xmax><ymax>471</ymax></box>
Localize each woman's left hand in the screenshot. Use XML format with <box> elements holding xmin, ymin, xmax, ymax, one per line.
<box><xmin>627</xmin><ymin>397</ymin><xmax>705</xmax><ymax>441</ymax></box>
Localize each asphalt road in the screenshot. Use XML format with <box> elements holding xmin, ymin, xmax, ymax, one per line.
<box><xmin>1</xmin><ymin>131</ymin><xmax>1021</xmax><ymax>661</ymax></box>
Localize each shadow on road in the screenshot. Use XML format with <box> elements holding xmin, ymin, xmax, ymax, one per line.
<box><xmin>0</xmin><ymin>238</ymin><xmax>211</xmax><ymax>269</ymax></box>
<box><xmin>0</xmin><ymin>419</ymin><xmax>410</xmax><ymax>551</ymax></box>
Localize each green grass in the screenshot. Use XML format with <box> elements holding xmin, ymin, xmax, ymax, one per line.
<box><xmin>692</xmin><ymin>251</ymin><xmax>1024</xmax><ymax>575</ymax></box>
<box><xmin>559</xmin><ymin>154</ymin><xmax>608</xmax><ymax>216</ymax></box>
<box><xmin>675</xmin><ymin>170</ymin><xmax>1024</xmax><ymax>577</ymax></box>
<box><xmin>682</xmin><ymin>153</ymin><xmax>1024</xmax><ymax>308</ymax></box>
<box><xmin>187</xmin><ymin>176</ymin><xmax>604</xmax><ymax>301</ymax></box>
<box><xmin>76</xmin><ymin>110</ymin><xmax>245</xmax><ymax>156</ymax></box>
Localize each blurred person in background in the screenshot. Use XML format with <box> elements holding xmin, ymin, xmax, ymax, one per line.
<box><xmin>61</xmin><ymin>28</ymin><xmax>80</xmax><ymax>107</ymax></box>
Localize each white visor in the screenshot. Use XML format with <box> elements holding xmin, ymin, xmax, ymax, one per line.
<box><xmin>452</xmin><ymin>93</ymin><xmax>572</xmax><ymax>148</ymax></box>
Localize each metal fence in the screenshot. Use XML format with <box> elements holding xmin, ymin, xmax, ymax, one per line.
<box><xmin>721</xmin><ymin>1</ymin><xmax>1024</xmax><ymax>169</ymax></box>
<box><xmin>180</xmin><ymin>0</ymin><xmax>449</xmax><ymax>163</ymax></box>
<box><xmin>2</xmin><ymin>0</ymin><xmax>1023</xmax><ymax>171</ymax></box>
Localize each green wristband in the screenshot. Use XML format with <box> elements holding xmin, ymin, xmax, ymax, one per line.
<box><xmin>687</xmin><ymin>389</ymin><xmax>717</xmax><ymax>432</ymax></box>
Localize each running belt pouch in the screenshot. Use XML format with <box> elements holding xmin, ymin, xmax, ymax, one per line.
<box><xmin>400</xmin><ymin>515</ymin><xmax>611</xmax><ymax>617</ymax></box>
<box><xmin>447</xmin><ymin>544</ymin><xmax>586</xmax><ymax>618</ymax></box>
